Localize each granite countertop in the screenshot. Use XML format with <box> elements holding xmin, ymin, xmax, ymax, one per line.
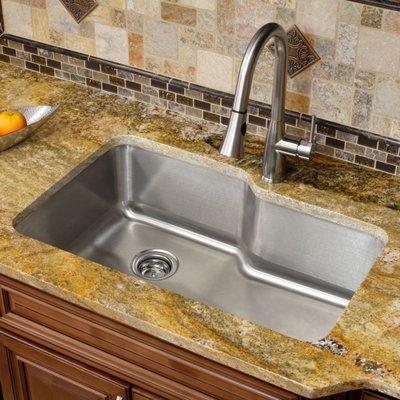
<box><xmin>1</xmin><ymin>63</ymin><xmax>400</xmax><ymax>398</ymax></box>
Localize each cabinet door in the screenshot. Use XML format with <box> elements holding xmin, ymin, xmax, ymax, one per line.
<box><xmin>131</xmin><ymin>387</ymin><xmax>168</xmax><ymax>400</ymax></box>
<box><xmin>0</xmin><ymin>330</ymin><xmax>130</xmax><ymax>400</ymax></box>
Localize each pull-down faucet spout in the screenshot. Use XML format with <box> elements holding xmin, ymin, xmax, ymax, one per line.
<box><xmin>220</xmin><ymin>22</ymin><xmax>313</xmax><ymax>183</ymax></box>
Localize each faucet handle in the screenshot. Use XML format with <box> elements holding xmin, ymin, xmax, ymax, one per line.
<box><xmin>296</xmin><ymin>115</ymin><xmax>316</xmax><ymax>160</ymax></box>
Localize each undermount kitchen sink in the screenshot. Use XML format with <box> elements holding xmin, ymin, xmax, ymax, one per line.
<box><xmin>15</xmin><ymin>144</ymin><xmax>384</xmax><ymax>342</ymax></box>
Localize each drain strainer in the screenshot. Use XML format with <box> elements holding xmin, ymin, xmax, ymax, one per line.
<box><xmin>131</xmin><ymin>249</ymin><xmax>179</xmax><ymax>281</ymax></box>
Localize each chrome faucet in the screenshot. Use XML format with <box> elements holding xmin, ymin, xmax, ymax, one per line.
<box><xmin>220</xmin><ymin>22</ymin><xmax>313</xmax><ymax>184</ymax></box>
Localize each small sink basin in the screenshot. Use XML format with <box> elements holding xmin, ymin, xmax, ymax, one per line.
<box><xmin>15</xmin><ymin>145</ymin><xmax>384</xmax><ymax>342</ymax></box>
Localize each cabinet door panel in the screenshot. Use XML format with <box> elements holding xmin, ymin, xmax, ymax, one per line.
<box><xmin>0</xmin><ymin>330</ymin><xmax>129</xmax><ymax>400</ymax></box>
<box><xmin>132</xmin><ymin>387</ymin><xmax>167</xmax><ymax>400</ymax></box>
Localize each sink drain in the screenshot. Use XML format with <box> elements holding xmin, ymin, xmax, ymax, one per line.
<box><xmin>131</xmin><ymin>249</ymin><xmax>179</xmax><ymax>281</ymax></box>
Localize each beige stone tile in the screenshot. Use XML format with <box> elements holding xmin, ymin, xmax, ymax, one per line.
<box><xmin>197</xmin><ymin>9</ymin><xmax>216</xmax><ymax>31</ymax></box>
<box><xmin>3</xmin><ymin>0</ymin><xmax>33</xmax><ymax>37</ymax></box>
<box><xmin>47</xmin><ymin>0</ymin><xmax>78</xmax><ymax>34</ymax></box>
<box><xmin>95</xmin><ymin>23</ymin><xmax>129</xmax><ymax>64</ymax></box>
<box><xmin>164</xmin><ymin>59</ymin><xmax>196</xmax><ymax>81</ymax></box>
<box><xmin>127</xmin><ymin>0</ymin><xmax>160</xmax><ymax>17</ymax></box>
<box><xmin>128</xmin><ymin>32</ymin><xmax>144</xmax><ymax>67</ymax></box>
<box><xmin>197</xmin><ymin>50</ymin><xmax>233</xmax><ymax>92</ymax></box>
<box><xmin>357</xmin><ymin>27</ymin><xmax>400</xmax><ymax>75</ymax></box>
<box><xmin>310</xmin><ymin>79</ymin><xmax>352</xmax><ymax>124</ymax></box>
<box><xmin>391</xmin><ymin>120</ymin><xmax>400</xmax><ymax>139</ymax></box>
<box><xmin>375</xmin><ymin>76</ymin><xmax>400</xmax><ymax>119</ymax></box>
<box><xmin>236</xmin><ymin>0</ymin><xmax>276</xmax><ymax>39</ymax></box>
<box><xmin>338</xmin><ymin>0</ymin><xmax>362</xmax><ymax>25</ymax></box>
<box><xmin>180</xmin><ymin>27</ymin><xmax>214</xmax><ymax>50</ymax></box>
<box><xmin>382</xmin><ymin>10</ymin><xmax>400</xmax><ymax>35</ymax></box>
<box><xmin>335</xmin><ymin>22</ymin><xmax>358</xmax><ymax>66</ymax></box>
<box><xmin>250</xmin><ymin>82</ymin><xmax>272</xmax><ymax>103</ymax></box>
<box><xmin>126</xmin><ymin>11</ymin><xmax>143</xmax><ymax>33</ymax></box>
<box><xmin>174</xmin><ymin>0</ymin><xmax>216</xmax><ymax>10</ymax></box>
<box><xmin>371</xmin><ymin>115</ymin><xmax>393</xmax><ymax>136</ymax></box>
<box><xmin>296</xmin><ymin>0</ymin><xmax>339</xmax><ymax>39</ymax></box>
<box><xmin>161</xmin><ymin>2</ymin><xmax>197</xmax><ymax>26</ymax></box>
<box><xmin>351</xmin><ymin>89</ymin><xmax>372</xmax><ymax>130</ymax></box>
<box><xmin>66</xmin><ymin>33</ymin><xmax>96</xmax><ymax>55</ymax></box>
<box><xmin>144</xmin><ymin>19</ymin><xmax>179</xmax><ymax>59</ymax></box>
<box><xmin>31</xmin><ymin>6</ymin><xmax>49</xmax><ymax>42</ymax></box>
<box><xmin>361</xmin><ymin>5</ymin><xmax>383</xmax><ymax>29</ymax></box>
<box><xmin>285</xmin><ymin>91</ymin><xmax>310</xmax><ymax>114</ymax></box>
<box><xmin>217</xmin><ymin>0</ymin><xmax>234</xmax><ymax>35</ymax></box>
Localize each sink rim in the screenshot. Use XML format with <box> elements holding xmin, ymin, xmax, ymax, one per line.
<box><xmin>12</xmin><ymin>135</ymin><xmax>389</xmax><ymax>249</ymax></box>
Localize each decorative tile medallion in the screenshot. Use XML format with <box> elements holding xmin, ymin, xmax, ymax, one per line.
<box><xmin>58</xmin><ymin>0</ymin><xmax>98</xmax><ymax>23</ymax></box>
<box><xmin>286</xmin><ymin>25</ymin><xmax>320</xmax><ymax>78</ymax></box>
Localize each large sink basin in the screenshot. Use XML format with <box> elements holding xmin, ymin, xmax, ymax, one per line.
<box><xmin>15</xmin><ymin>144</ymin><xmax>384</xmax><ymax>342</ymax></box>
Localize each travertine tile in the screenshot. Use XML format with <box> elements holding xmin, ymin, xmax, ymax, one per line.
<box><xmin>161</xmin><ymin>3</ymin><xmax>197</xmax><ymax>26</ymax></box>
<box><xmin>47</xmin><ymin>0</ymin><xmax>78</xmax><ymax>34</ymax></box>
<box><xmin>335</xmin><ymin>22</ymin><xmax>358</xmax><ymax>66</ymax></box>
<box><xmin>361</xmin><ymin>5</ymin><xmax>383</xmax><ymax>28</ymax></box>
<box><xmin>285</xmin><ymin>91</ymin><xmax>310</xmax><ymax>114</ymax></box>
<box><xmin>338</xmin><ymin>0</ymin><xmax>362</xmax><ymax>25</ymax></box>
<box><xmin>128</xmin><ymin>32</ymin><xmax>144</xmax><ymax>68</ymax></box>
<box><xmin>357</xmin><ymin>27</ymin><xmax>400</xmax><ymax>75</ymax></box>
<box><xmin>144</xmin><ymin>19</ymin><xmax>179</xmax><ymax>59</ymax></box>
<box><xmin>371</xmin><ymin>115</ymin><xmax>392</xmax><ymax>137</ymax></box>
<box><xmin>197</xmin><ymin>50</ymin><xmax>233</xmax><ymax>92</ymax></box>
<box><xmin>180</xmin><ymin>27</ymin><xmax>214</xmax><ymax>50</ymax></box>
<box><xmin>175</xmin><ymin>0</ymin><xmax>216</xmax><ymax>10</ymax></box>
<box><xmin>352</xmin><ymin>89</ymin><xmax>372</xmax><ymax>130</ymax></box>
<box><xmin>296</xmin><ymin>0</ymin><xmax>338</xmax><ymax>39</ymax></box>
<box><xmin>375</xmin><ymin>76</ymin><xmax>400</xmax><ymax>120</ymax></box>
<box><xmin>354</xmin><ymin>70</ymin><xmax>376</xmax><ymax>90</ymax></box>
<box><xmin>311</xmin><ymin>79</ymin><xmax>352</xmax><ymax>124</ymax></box>
<box><xmin>95</xmin><ymin>23</ymin><xmax>129</xmax><ymax>64</ymax></box>
<box><xmin>127</xmin><ymin>0</ymin><xmax>160</xmax><ymax>17</ymax></box>
<box><xmin>31</xmin><ymin>7</ymin><xmax>49</xmax><ymax>42</ymax></box>
<box><xmin>216</xmin><ymin>0</ymin><xmax>234</xmax><ymax>35</ymax></box>
<box><xmin>382</xmin><ymin>10</ymin><xmax>400</xmax><ymax>34</ymax></box>
<box><xmin>197</xmin><ymin>9</ymin><xmax>216</xmax><ymax>31</ymax></box>
<box><xmin>3</xmin><ymin>0</ymin><xmax>33</xmax><ymax>37</ymax></box>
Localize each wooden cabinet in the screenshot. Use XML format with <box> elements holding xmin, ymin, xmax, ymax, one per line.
<box><xmin>0</xmin><ymin>275</ymin><xmax>396</xmax><ymax>400</ymax></box>
<box><xmin>0</xmin><ymin>330</ymin><xmax>129</xmax><ymax>400</ymax></box>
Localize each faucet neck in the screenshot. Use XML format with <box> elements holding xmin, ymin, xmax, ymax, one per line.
<box><xmin>220</xmin><ymin>23</ymin><xmax>288</xmax><ymax>163</ymax></box>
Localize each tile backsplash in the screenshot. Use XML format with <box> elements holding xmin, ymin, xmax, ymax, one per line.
<box><xmin>2</xmin><ymin>0</ymin><xmax>400</xmax><ymax>142</ymax></box>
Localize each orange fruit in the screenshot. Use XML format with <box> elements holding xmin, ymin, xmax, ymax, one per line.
<box><xmin>0</xmin><ymin>110</ymin><xmax>27</xmax><ymax>136</ymax></box>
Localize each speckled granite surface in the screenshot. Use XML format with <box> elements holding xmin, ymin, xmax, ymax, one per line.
<box><xmin>1</xmin><ymin>63</ymin><xmax>400</xmax><ymax>399</ymax></box>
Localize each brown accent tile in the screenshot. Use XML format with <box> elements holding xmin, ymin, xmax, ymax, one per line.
<box><xmin>176</xmin><ymin>95</ymin><xmax>193</xmax><ymax>107</ymax></box>
<box><xmin>128</xmin><ymin>32</ymin><xmax>144</xmax><ymax>68</ymax></box>
<box><xmin>336</xmin><ymin>130</ymin><xmax>358</xmax><ymax>143</ymax></box>
<box><xmin>110</xmin><ymin>76</ymin><xmax>125</xmax><ymax>87</ymax></box>
<box><xmin>47</xmin><ymin>59</ymin><xmax>61</xmax><ymax>69</ymax></box>
<box><xmin>101</xmin><ymin>64</ymin><xmax>116</xmax><ymax>76</ymax></box>
<box><xmin>168</xmin><ymin>83</ymin><xmax>185</xmax><ymax>95</ymax></box>
<box><xmin>203</xmin><ymin>93</ymin><xmax>221</xmax><ymax>105</ymax></box>
<box><xmin>126</xmin><ymin>80</ymin><xmax>141</xmax><ymax>92</ymax></box>
<box><xmin>285</xmin><ymin>91</ymin><xmax>310</xmax><ymax>114</ymax></box>
<box><xmin>326</xmin><ymin>137</ymin><xmax>345</xmax><ymax>150</ymax></box>
<box><xmin>259</xmin><ymin>107</ymin><xmax>271</xmax><ymax>119</ymax></box>
<box><xmin>355</xmin><ymin>155</ymin><xmax>375</xmax><ymax>168</ymax></box>
<box><xmin>378</xmin><ymin>140</ymin><xmax>399</xmax><ymax>154</ymax></box>
<box><xmin>357</xmin><ymin>135</ymin><xmax>377</xmax><ymax>149</ymax></box>
<box><xmin>0</xmin><ymin>54</ymin><xmax>10</xmax><ymax>63</ymax></box>
<box><xmin>32</xmin><ymin>54</ymin><xmax>46</xmax><ymax>65</ymax></box>
<box><xmin>39</xmin><ymin>65</ymin><xmax>55</xmax><ymax>76</ymax></box>
<box><xmin>387</xmin><ymin>154</ymin><xmax>400</xmax><ymax>166</ymax></box>
<box><xmin>102</xmin><ymin>82</ymin><xmax>118</xmax><ymax>94</ymax></box>
<box><xmin>361</xmin><ymin>5</ymin><xmax>383</xmax><ymax>28</ymax></box>
<box><xmin>159</xmin><ymin>90</ymin><xmax>175</xmax><ymax>101</ymax></box>
<box><xmin>203</xmin><ymin>111</ymin><xmax>220</xmax><ymax>123</ymax></box>
<box><xmin>85</xmin><ymin>59</ymin><xmax>101</xmax><ymax>71</ymax></box>
<box><xmin>248</xmin><ymin>115</ymin><xmax>266</xmax><ymax>127</ymax></box>
<box><xmin>286</xmin><ymin>25</ymin><xmax>320</xmax><ymax>78</ymax></box>
<box><xmin>23</xmin><ymin>44</ymin><xmax>38</xmax><ymax>54</ymax></box>
<box><xmin>25</xmin><ymin>61</ymin><xmax>39</xmax><ymax>71</ymax></box>
<box><xmin>317</xmin><ymin>124</ymin><xmax>336</xmax><ymax>137</ymax></box>
<box><xmin>194</xmin><ymin>99</ymin><xmax>211</xmax><ymax>111</ymax></box>
<box><xmin>86</xmin><ymin>78</ymin><xmax>101</xmax><ymax>89</ymax></box>
<box><xmin>151</xmin><ymin>78</ymin><xmax>168</xmax><ymax>90</ymax></box>
<box><xmin>376</xmin><ymin>161</ymin><xmax>396</xmax><ymax>174</ymax></box>
<box><xmin>221</xmin><ymin>116</ymin><xmax>230</xmax><ymax>126</ymax></box>
<box><xmin>58</xmin><ymin>0</ymin><xmax>98</xmax><ymax>23</ymax></box>
<box><xmin>161</xmin><ymin>2</ymin><xmax>196</xmax><ymax>27</ymax></box>
<box><xmin>3</xmin><ymin>47</ymin><xmax>16</xmax><ymax>57</ymax></box>
<box><xmin>221</xmin><ymin>97</ymin><xmax>234</xmax><ymax>108</ymax></box>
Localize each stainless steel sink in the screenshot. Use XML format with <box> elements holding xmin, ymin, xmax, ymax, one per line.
<box><xmin>15</xmin><ymin>144</ymin><xmax>384</xmax><ymax>342</ymax></box>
